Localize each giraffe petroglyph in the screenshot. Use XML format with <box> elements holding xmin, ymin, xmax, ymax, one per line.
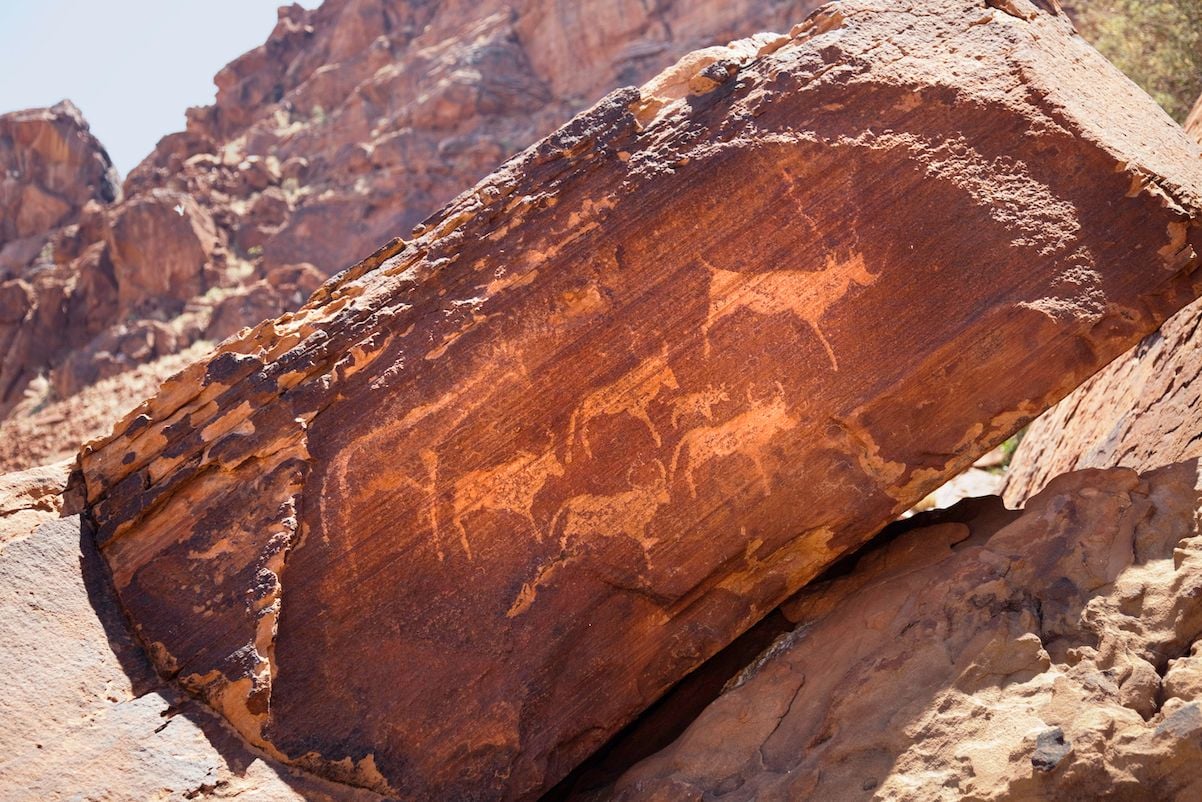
<box><xmin>566</xmin><ymin>344</ymin><xmax>679</xmax><ymax>462</ymax></box>
<box><xmin>450</xmin><ymin>449</ymin><xmax>564</xmax><ymax>559</ymax></box>
<box><xmin>701</xmin><ymin>251</ymin><xmax>876</xmax><ymax>369</ymax></box>
<box><xmin>670</xmin><ymin>384</ymin><xmax>797</xmax><ymax>498</ymax></box>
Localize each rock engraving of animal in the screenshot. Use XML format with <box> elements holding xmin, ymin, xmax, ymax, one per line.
<box><xmin>566</xmin><ymin>344</ymin><xmax>679</xmax><ymax>462</ymax></box>
<box><xmin>670</xmin><ymin>386</ymin><xmax>730</xmax><ymax>429</ymax></box>
<box><xmin>450</xmin><ymin>449</ymin><xmax>564</xmax><ymax>559</ymax></box>
<box><xmin>702</xmin><ymin>252</ymin><xmax>876</xmax><ymax>369</ymax></box>
<box><xmin>549</xmin><ymin>460</ymin><xmax>671</xmax><ymax>556</ymax></box>
<box><xmin>670</xmin><ymin>385</ymin><xmax>797</xmax><ymax>498</ymax></box>
<box><xmin>505</xmin><ymin>461</ymin><xmax>672</xmax><ymax>618</ymax></box>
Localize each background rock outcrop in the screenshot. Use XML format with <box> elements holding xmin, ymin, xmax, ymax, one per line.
<box><xmin>0</xmin><ymin>100</ymin><xmax>119</xmax><ymax>267</ymax></box>
<box><xmin>1005</xmin><ymin>98</ymin><xmax>1202</xmax><ymax>504</ymax></box>
<box><xmin>604</xmin><ymin>460</ymin><xmax>1202</xmax><ymax>801</ymax></box>
<box><xmin>77</xmin><ymin>2</ymin><xmax>1202</xmax><ymax>798</ymax></box>
<box><xmin>0</xmin><ymin>0</ymin><xmax>823</xmax><ymax>461</ymax></box>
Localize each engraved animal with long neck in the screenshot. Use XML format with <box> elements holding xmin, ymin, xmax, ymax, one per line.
<box><xmin>702</xmin><ymin>252</ymin><xmax>876</xmax><ymax>369</ymax></box>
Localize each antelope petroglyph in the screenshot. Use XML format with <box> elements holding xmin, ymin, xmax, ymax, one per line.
<box><xmin>450</xmin><ymin>449</ymin><xmax>564</xmax><ymax>559</ymax></box>
<box><xmin>701</xmin><ymin>252</ymin><xmax>876</xmax><ymax>369</ymax></box>
<box><xmin>505</xmin><ymin>461</ymin><xmax>672</xmax><ymax>619</ymax></box>
<box><xmin>670</xmin><ymin>384</ymin><xmax>797</xmax><ymax>498</ymax></box>
<box><xmin>566</xmin><ymin>344</ymin><xmax>679</xmax><ymax>462</ymax></box>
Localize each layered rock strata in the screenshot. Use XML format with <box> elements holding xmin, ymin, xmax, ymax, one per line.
<box><xmin>78</xmin><ymin>2</ymin><xmax>1202</xmax><ymax>798</ymax></box>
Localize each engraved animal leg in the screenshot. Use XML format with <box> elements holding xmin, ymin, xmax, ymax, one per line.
<box><xmin>451</xmin><ymin>512</ymin><xmax>475</xmax><ymax>561</ymax></box>
<box><xmin>548</xmin><ymin>503</ymin><xmax>571</xmax><ymax>551</ymax></box>
<box><xmin>749</xmin><ymin>453</ymin><xmax>773</xmax><ymax>496</ymax></box>
<box><xmin>669</xmin><ymin>437</ymin><xmax>697</xmax><ymax>499</ymax></box>
<box><xmin>566</xmin><ymin>409</ymin><xmax>580</xmax><ymax>464</ymax></box>
<box><xmin>631</xmin><ymin>402</ymin><xmax>662</xmax><ymax>448</ymax></box>
<box><xmin>808</xmin><ymin>318</ymin><xmax>840</xmax><ymax>371</ymax></box>
<box><xmin>567</xmin><ymin>407</ymin><xmax>595</xmax><ymax>463</ymax></box>
<box><xmin>524</xmin><ymin>508</ymin><xmax>543</xmax><ymax>543</ymax></box>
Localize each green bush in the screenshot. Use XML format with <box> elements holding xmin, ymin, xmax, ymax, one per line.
<box><xmin>1076</xmin><ymin>0</ymin><xmax>1202</xmax><ymax>122</ymax></box>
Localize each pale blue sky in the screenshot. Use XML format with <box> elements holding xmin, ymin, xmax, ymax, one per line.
<box><xmin>0</xmin><ymin>0</ymin><xmax>321</xmax><ymax>177</ymax></box>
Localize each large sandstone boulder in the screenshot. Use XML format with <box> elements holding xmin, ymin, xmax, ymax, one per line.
<box><xmin>1005</xmin><ymin>95</ymin><xmax>1202</xmax><ymax>504</ymax></box>
<box><xmin>602</xmin><ymin>460</ymin><xmax>1202</xmax><ymax>801</ymax></box>
<box><xmin>75</xmin><ymin>2</ymin><xmax>1202</xmax><ymax>798</ymax></box>
<box><xmin>0</xmin><ymin>100</ymin><xmax>119</xmax><ymax>261</ymax></box>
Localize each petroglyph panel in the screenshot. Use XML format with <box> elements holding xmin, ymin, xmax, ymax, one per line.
<box><xmin>81</xmin><ymin>3</ymin><xmax>1202</xmax><ymax>799</ymax></box>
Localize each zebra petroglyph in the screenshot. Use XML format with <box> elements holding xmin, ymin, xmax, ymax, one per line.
<box><xmin>701</xmin><ymin>252</ymin><xmax>877</xmax><ymax>369</ymax></box>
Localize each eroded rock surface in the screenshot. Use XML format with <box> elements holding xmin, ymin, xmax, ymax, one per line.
<box><xmin>1005</xmin><ymin>101</ymin><xmax>1202</xmax><ymax>504</ymax></box>
<box><xmin>79</xmin><ymin>2</ymin><xmax>1202</xmax><ymax>799</ymax></box>
<box><xmin>604</xmin><ymin>460</ymin><xmax>1202</xmax><ymax>801</ymax></box>
<box><xmin>0</xmin><ymin>0</ymin><xmax>820</xmax><ymax>460</ymax></box>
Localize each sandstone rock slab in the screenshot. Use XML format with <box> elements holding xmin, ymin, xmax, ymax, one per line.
<box><xmin>79</xmin><ymin>2</ymin><xmax>1202</xmax><ymax>798</ymax></box>
<box><xmin>0</xmin><ymin>467</ymin><xmax>380</xmax><ymax>802</ymax></box>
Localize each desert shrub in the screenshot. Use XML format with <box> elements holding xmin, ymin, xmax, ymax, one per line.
<box><xmin>1075</xmin><ymin>0</ymin><xmax>1202</xmax><ymax>122</ymax></box>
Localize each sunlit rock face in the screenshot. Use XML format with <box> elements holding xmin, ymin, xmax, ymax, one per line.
<box><xmin>1006</xmin><ymin>101</ymin><xmax>1202</xmax><ymax>506</ymax></box>
<box><xmin>0</xmin><ymin>0</ymin><xmax>822</xmax><ymax>456</ymax></box>
<box><xmin>77</xmin><ymin>1</ymin><xmax>1202</xmax><ymax>798</ymax></box>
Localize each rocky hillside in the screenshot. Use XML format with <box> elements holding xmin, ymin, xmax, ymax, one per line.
<box><xmin>0</xmin><ymin>0</ymin><xmax>820</xmax><ymax>471</ymax></box>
